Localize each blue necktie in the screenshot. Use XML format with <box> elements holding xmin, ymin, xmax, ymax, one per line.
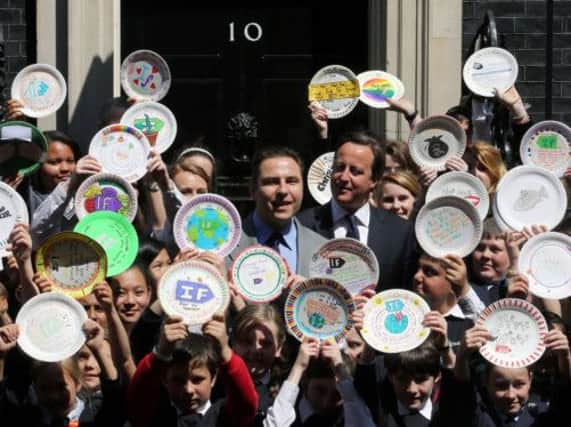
<box><xmin>345</xmin><ymin>215</ymin><xmax>360</xmax><ymax>241</ymax></box>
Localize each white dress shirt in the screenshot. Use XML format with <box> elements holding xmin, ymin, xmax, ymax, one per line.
<box><xmin>331</xmin><ymin>199</ymin><xmax>371</xmax><ymax>245</ymax></box>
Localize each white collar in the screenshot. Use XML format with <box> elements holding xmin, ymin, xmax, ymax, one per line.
<box><xmin>173</xmin><ymin>399</ymin><xmax>212</xmax><ymax>417</ymax></box>
<box><xmin>331</xmin><ymin>198</ymin><xmax>371</xmax><ymax>227</ymax></box>
<box><xmin>444</xmin><ymin>303</ymin><xmax>466</xmax><ymax>319</ymax></box>
<box><xmin>397</xmin><ymin>398</ymin><xmax>433</xmax><ymax>420</ymax></box>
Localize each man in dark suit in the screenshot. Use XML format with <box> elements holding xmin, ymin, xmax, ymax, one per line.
<box><xmin>298</xmin><ymin>130</ymin><xmax>418</xmax><ymax>290</ymax></box>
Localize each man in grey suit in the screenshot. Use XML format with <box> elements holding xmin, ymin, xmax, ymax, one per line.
<box><xmin>228</xmin><ymin>146</ymin><xmax>326</xmax><ymax>278</ymax></box>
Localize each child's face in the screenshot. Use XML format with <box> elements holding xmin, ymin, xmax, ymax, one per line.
<box><xmin>486</xmin><ymin>366</ymin><xmax>531</xmax><ymax>416</ymax></box>
<box><xmin>344</xmin><ymin>327</ymin><xmax>365</xmax><ymax>362</ymax></box>
<box><xmin>149</xmin><ymin>248</ymin><xmax>172</xmax><ymax>287</ymax></box>
<box><xmin>113</xmin><ymin>268</ymin><xmax>151</xmax><ymax>325</ymax></box>
<box><xmin>305</xmin><ymin>377</ymin><xmax>341</xmax><ymax>415</ymax></box>
<box><xmin>389</xmin><ymin>371</ymin><xmax>439</xmax><ymax>411</ymax></box>
<box><xmin>164</xmin><ymin>362</ymin><xmax>215</xmax><ymax>414</ymax></box>
<box><xmin>35</xmin><ymin>365</ymin><xmax>80</xmax><ymax>417</ymax></box>
<box><xmin>78</xmin><ymin>294</ymin><xmax>108</xmax><ymax>330</ymax></box>
<box><xmin>471</xmin><ymin>237</ymin><xmax>510</xmax><ymax>282</ymax></box>
<box><xmin>232</xmin><ymin>323</ymin><xmax>283</xmax><ymax>379</ymax></box>
<box><xmin>76</xmin><ymin>346</ymin><xmax>101</xmax><ymax>391</ymax></box>
<box><xmin>414</xmin><ymin>256</ymin><xmax>452</xmax><ymax>305</ymax></box>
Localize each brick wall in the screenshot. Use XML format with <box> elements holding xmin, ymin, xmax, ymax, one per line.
<box><xmin>463</xmin><ymin>0</ymin><xmax>571</xmax><ymax>123</ymax></box>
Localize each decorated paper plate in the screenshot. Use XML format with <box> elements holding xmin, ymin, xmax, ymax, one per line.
<box><xmin>463</xmin><ymin>47</ymin><xmax>519</xmax><ymax>98</ymax></box>
<box><xmin>120</xmin><ymin>50</ymin><xmax>171</xmax><ymax>102</ymax></box>
<box><xmin>361</xmin><ymin>289</ymin><xmax>431</xmax><ymax>353</ymax></box>
<box><xmin>74</xmin><ymin>211</ymin><xmax>138</xmax><ymax>277</ymax></box>
<box><xmin>309</xmin><ymin>238</ymin><xmax>379</xmax><ymax>295</ymax></box>
<box><xmin>492</xmin><ymin>195</ymin><xmax>512</xmax><ymax>232</ymax></box>
<box><xmin>158</xmin><ymin>260</ymin><xmax>229</xmax><ymax>325</ymax></box>
<box><xmin>518</xmin><ymin>232</ymin><xmax>571</xmax><ymax>300</ymax></box>
<box><xmin>357</xmin><ymin>70</ymin><xmax>404</xmax><ymax>109</ymax></box>
<box><xmin>35</xmin><ymin>232</ymin><xmax>107</xmax><ymax>298</ymax></box>
<box><xmin>230</xmin><ymin>245</ymin><xmax>288</xmax><ymax>304</ymax></box>
<box><xmin>308</xmin><ymin>65</ymin><xmax>360</xmax><ymax>119</ymax></box>
<box><xmin>307</xmin><ymin>152</ymin><xmax>334</xmax><ymax>205</ymax></box>
<box><xmin>426</xmin><ymin>171</ymin><xmax>490</xmax><ymax>220</ymax></box>
<box><xmin>415</xmin><ymin>196</ymin><xmax>483</xmax><ymax>258</ymax></box>
<box><xmin>519</xmin><ymin>121</ymin><xmax>571</xmax><ymax>177</ymax></box>
<box><xmin>495</xmin><ymin>165</ymin><xmax>566</xmax><ymax>231</ymax></box>
<box><xmin>479</xmin><ymin>298</ymin><xmax>547</xmax><ymax>368</ymax></box>
<box><xmin>173</xmin><ymin>193</ymin><xmax>242</xmax><ymax>257</ymax></box>
<box><xmin>16</xmin><ymin>292</ymin><xmax>87</xmax><ymax>362</ymax></box>
<box><xmin>409</xmin><ymin>115</ymin><xmax>467</xmax><ymax>171</ymax></box>
<box><xmin>88</xmin><ymin>124</ymin><xmax>151</xmax><ymax>183</ymax></box>
<box><xmin>120</xmin><ymin>101</ymin><xmax>177</xmax><ymax>153</ymax></box>
<box><xmin>0</xmin><ymin>181</ymin><xmax>29</xmax><ymax>257</ymax></box>
<box><xmin>284</xmin><ymin>278</ymin><xmax>354</xmax><ymax>343</ymax></box>
<box><xmin>11</xmin><ymin>63</ymin><xmax>67</xmax><ymax>118</ymax></box>
<box><xmin>75</xmin><ymin>173</ymin><xmax>138</xmax><ymax>222</ymax></box>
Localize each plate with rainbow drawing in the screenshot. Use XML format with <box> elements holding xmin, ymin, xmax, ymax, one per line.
<box><xmin>357</xmin><ymin>70</ymin><xmax>404</xmax><ymax>109</ymax></box>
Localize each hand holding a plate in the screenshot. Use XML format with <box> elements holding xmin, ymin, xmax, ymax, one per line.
<box><xmin>146</xmin><ymin>149</ymin><xmax>171</xmax><ymax>192</ymax></box>
<box><xmin>321</xmin><ymin>339</ymin><xmax>349</xmax><ymax>380</ymax></box>
<box><xmin>5</xmin><ymin>99</ymin><xmax>27</xmax><ymax>121</ymax></box>
<box><xmin>196</xmin><ymin>251</ymin><xmax>227</xmax><ymax>278</ymax></box>
<box><xmin>506</xmin><ymin>274</ymin><xmax>530</xmax><ymax>300</ymax></box>
<box><xmin>444</xmin><ymin>255</ymin><xmax>470</xmax><ymax>297</ymax></box>
<box><xmin>288</xmin><ymin>337</ymin><xmax>320</xmax><ymax>385</ymax></box>
<box><xmin>93</xmin><ymin>282</ymin><xmax>115</xmax><ymax>313</ymax></box>
<box><xmin>386</xmin><ymin>97</ymin><xmax>420</xmax><ymax>127</ymax></box>
<box><xmin>444</xmin><ymin>155</ymin><xmax>468</xmax><ymax>172</ymax></box>
<box><xmin>418</xmin><ymin>166</ymin><xmax>438</xmax><ymax>187</ymax></box>
<box><xmin>33</xmin><ymin>272</ymin><xmax>53</xmax><ymax>294</ymax></box>
<box><xmin>68</xmin><ymin>155</ymin><xmax>102</xmax><ymax>192</ymax></box>
<box><xmin>83</xmin><ymin>318</ymin><xmax>106</xmax><ymax>351</ymax></box>
<box><xmin>308</xmin><ymin>101</ymin><xmax>329</xmax><ymax>140</ymax></box>
<box><xmin>494</xmin><ymin>86</ymin><xmax>529</xmax><ymax>124</ymax></box>
<box><xmin>543</xmin><ymin>328</ymin><xmax>571</xmax><ymax>379</ymax></box>
<box><xmin>0</xmin><ymin>324</ymin><xmax>19</xmax><ymax>357</ymax></box>
<box><xmin>351</xmin><ymin>288</ymin><xmax>376</xmax><ymax>331</ymax></box>
<box><xmin>203</xmin><ymin>313</ymin><xmax>232</xmax><ymax>363</ymax></box>
<box><xmin>157</xmin><ymin>316</ymin><xmax>189</xmax><ymax>359</ymax></box>
<box><xmin>455</xmin><ymin>324</ymin><xmax>492</xmax><ymax>381</ymax></box>
<box><xmin>2</xmin><ymin>174</ymin><xmax>24</xmax><ymax>191</ymax></box>
<box><xmin>8</xmin><ymin>223</ymin><xmax>32</xmax><ymax>263</ymax></box>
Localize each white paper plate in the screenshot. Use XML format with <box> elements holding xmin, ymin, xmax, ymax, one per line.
<box><xmin>16</xmin><ymin>292</ymin><xmax>87</xmax><ymax>362</ymax></box>
<box><xmin>308</xmin><ymin>65</ymin><xmax>360</xmax><ymax>119</ymax></box>
<box><xmin>88</xmin><ymin>124</ymin><xmax>151</xmax><ymax>183</ymax></box>
<box><xmin>415</xmin><ymin>196</ymin><xmax>483</xmax><ymax>258</ymax></box>
<box><xmin>479</xmin><ymin>298</ymin><xmax>547</xmax><ymax>368</ymax></box>
<box><xmin>120</xmin><ymin>101</ymin><xmax>177</xmax><ymax>154</ymax></box>
<box><xmin>520</xmin><ymin>121</ymin><xmax>571</xmax><ymax>177</ymax></box>
<box><xmin>492</xmin><ymin>195</ymin><xmax>513</xmax><ymax>232</ymax></box>
<box><xmin>518</xmin><ymin>232</ymin><xmax>571</xmax><ymax>300</ymax></box>
<box><xmin>361</xmin><ymin>289</ymin><xmax>430</xmax><ymax>354</ymax></box>
<box><xmin>120</xmin><ymin>50</ymin><xmax>171</xmax><ymax>102</ymax></box>
<box><xmin>307</xmin><ymin>152</ymin><xmax>334</xmax><ymax>205</ymax></box>
<box><xmin>463</xmin><ymin>47</ymin><xmax>519</xmax><ymax>98</ymax></box>
<box><xmin>158</xmin><ymin>260</ymin><xmax>230</xmax><ymax>326</ymax></box>
<box><xmin>0</xmin><ymin>181</ymin><xmax>29</xmax><ymax>257</ymax></box>
<box><xmin>357</xmin><ymin>70</ymin><xmax>404</xmax><ymax>109</ymax></box>
<box><xmin>309</xmin><ymin>238</ymin><xmax>379</xmax><ymax>295</ymax></box>
<box><xmin>426</xmin><ymin>171</ymin><xmax>490</xmax><ymax>220</ymax></box>
<box><xmin>495</xmin><ymin>165</ymin><xmax>567</xmax><ymax>231</ymax></box>
<box><xmin>409</xmin><ymin>115</ymin><xmax>467</xmax><ymax>171</ymax></box>
<box><xmin>11</xmin><ymin>63</ymin><xmax>67</xmax><ymax>118</ymax></box>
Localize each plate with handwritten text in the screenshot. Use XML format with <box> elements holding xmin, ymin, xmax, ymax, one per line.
<box><xmin>520</xmin><ymin>121</ymin><xmax>571</xmax><ymax>178</ymax></box>
<box><xmin>308</xmin><ymin>65</ymin><xmax>360</xmax><ymax>119</ymax></box>
<box><xmin>479</xmin><ymin>298</ymin><xmax>547</xmax><ymax>368</ymax></box>
<box><xmin>307</xmin><ymin>152</ymin><xmax>334</xmax><ymax>205</ymax></box>
<box><xmin>285</xmin><ymin>278</ymin><xmax>354</xmax><ymax>343</ymax></box>
<box><xmin>120</xmin><ymin>50</ymin><xmax>171</xmax><ymax>102</ymax></box>
<box><xmin>415</xmin><ymin>196</ymin><xmax>482</xmax><ymax>258</ymax></box>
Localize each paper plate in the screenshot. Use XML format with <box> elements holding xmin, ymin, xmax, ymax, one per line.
<box><xmin>284</xmin><ymin>277</ymin><xmax>354</xmax><ymax>343</ymax></box>
<box><xmin>120</xmin><ymin>101</ymin><xmax>177</xmax><ymax>153</ymax></box>
<box><xmin>173</xmin><ymin>193</ymin><xmax>242</xmax><ymax>257</ymax></box>
<box><xmin>16</xmin><ymin>292</ymin><xmax>87</xmax><ymax>362</ymax></box>
<box><xmin>519</xmin><ymin>121</ymin><xmax>571</xmax><ymax>177</ymax></box>
<box><xmin>409</xmin><ymin>115</ymin><xmax>467</xmax><ymax>171</ymax></box>
<box><xmin>11</xmin><ymin>63</ymin><xmax>67</xmax><ymax>118</ymax></box>
<box><xmin>35</xmin><ymin>232</ymin><xmax>107</xmax><ymax>298</ymax></box>
<box><xmin>426</xmin><ymin>171</ymin><xmax>490</xmax><ymax>220</ymax></box>
<box><xmin>0</xmin><ymin>181</ymin><xmax>29</xmax><ymax>257</ymax></box>
<box><xmin>230</xmin><ymin>245</ymin><xmax>288</xmax><ymax>304</ymax></box>
<box><xmin>120</xmin><ymin>50</ymin><xmax>171</xmax><ymax>102</ymax></box>
<box><xmin>357</xmin><ymin>70</ymin><xmax>404</xmax><ymax>109</ymax></box>
<box><xmin>308</xmin><ymin>65</ymin><xmax>360</xmax><ymax>119</ymax></box>
<box><xmin>158</xmin><ymin>260</ymin><xmax>229</xmax><ymax>325</ymax></box>
<box><xmin>463</xmin><ymin>47</ymin><xmax>519</xmax><ymax>98</ymax></box>
<box><xmin>307</xmin><ymin>152</ymin><xmax>334</xmax><ymax>205</ymax></box>
<box><xmin>495</xmin><ymin>165</ymin><xmax>566</xmax><ymax>231</ymax></box>
<box><xmin>74</xmin><ymin>211</ymin><xmax>138</xmax><ymax>277</ymax></box>
<box><xmin>479</xmin><ymin>298</ymin><xmax>547</xmax><ymax>368</ymax></box>
<box><xmin>518</xmin><ymin>232</ymin><xmax>571</xmax><ymax>300</ymax></box>
<box><xmin>0</xmin><ymin>121</ymin><xmax>48</xmax><ymax>177</ymax></box>
<box><xmin>75</xmin><ymin>173</ymin><xmax>138</xmax><ymax>222</ymax></box>
<box><xmin>309</xmin><ymin>238</ymin><xmax>379</xmax><ymax>295</ymax></box>
<box><xmin>415</xmin><ymin>196</ymin><xmax>483</xmax><ymax>258</ymax></box>
<box><xmin>88</xmin><ymin>124</ymin><xmax>150</xmax><ymax>183</ymax></box>
<box><xmin>492</xmin><ymin>195</ymin><xmax>513</xmax><ymax>232</ymax></box>
<box><xmin>361</xmin><ymin>289</ymin><xmax>431</xmax><ymax>353</ymax></box>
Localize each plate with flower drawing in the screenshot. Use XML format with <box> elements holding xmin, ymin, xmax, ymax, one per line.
<box><xmin>120</xmin><ymin>50</ymin><xmax>171</xmax><ymax>102</ymax></box>
<box><xmin>120</xmin><ymin>101</ymin><xmax>177</xmax><ymax>153</ymax></box>
<box><xmin>75</xmin><ymin>173</ymin><xmax>138</xmax><ymax>222</ymax></box>
<box><xmin>479</xmin><ymin>298</ymin><xmax>547</xmax><ymax>368</ymax></box>
<box><xmin>361</xmin><ymin>289</ymin><xmax>430</xmax><ymax>353</ymax></box>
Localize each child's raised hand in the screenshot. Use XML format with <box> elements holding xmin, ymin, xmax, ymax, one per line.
<box><xmin>69</xmin><ymin>155</ymin><xmax>102</xmax><ymax>191</ymax></box>
<box><xmin>506</xmin><ymin>274</ymin><xmax>529</xmax><ymax>300</ymax></box>
<box><xmin>294</xmin><ymin>337</ymin><xmax>320</xmax><ymax>371</ymax></box>
<box><xmin>5</xmin><ymin>99</ymin><xmax>26</xmax><ymax>121</ymax></box>
<box><xmin>33</xmin><ymin>272</ymin><xmax>52</xmax><ymax>293</ymax></box>
<box><xmin>351</xmin><ymin>288</ymin><xmax>375</xmax><ymax>331</ymax></box>
<box><xmin>320</xmin><ymin>339</ymin><xmax>343</xmax><ymax>368</ymax></box>
<box><xmin>83</xmin><ymin>319</ymin><xmax>105</xmax><ymax>352</ymax></box>
<box><xmin>158</xmin><ymin>316</ymin><xmax>188</xmax><ymax>358</ymax></box>
<box><xmin>7</xmin><ymin>223</ymin><xmax>32</xmax><ymax>263</ymax></box>
<box><xmin>285</xmin><ymin>273</ymin><xmax>305</xmax><ymax>290</ymax></box>
<box><xmin>308</xmin><ymin>101</ymin><xmax>328</xmax><ymax>139</ymax></box>
<box><xmin>93</xmin><ymin>282</ymin><xmax>115</xmax><ymax>313</ymax></box>
<box><xmin>196</xmin><ymin>251</ymin><xmax>226</xmax><ymax>277</ymax></box>
<box><xmin>461</xmin><ymin>324</ymin><xmax>492</xmax><ymax>354</ymax></box>
<box><xmin>423</xmin><ymin>311</ymin><xmax>449</xmax><ymax>350</ymax></box>
<box><xmin>228</xmin><ymin>281</ymin><xmax>246</xmax><ymax>312</ymax></box>
<box><xmin>544</xmin><ymin>329</ymin><xmax>570</xmax><ymax>358</ymax></box>
<box><xmin>444</xmin><ymin>254</ymin><xmax>469</xmax><ymax>297</ymax></box>
<box><xmin>203</xmin><ymin>313</ymin><xmax>232</xmax><ymax>363</ymax></box>
<box><xmin>0</xmin><ymin>324</ymin><xmax>19</xmax><ymax>356</ymax></box>
<box><xmin>146</xmin><ymin>149</ymin><xmax>170</xmax><ymax>192</ymax></box>
<box><xmin>2</xmin><ymin>174</ymin><xmax>24</xmax><ymax>191</ymax></box>
<box><xmin>174</xmin><ymin>247</ymin><xmax>201</xmax><ymax>263</ymax></box>
<box><xmin>419</xmin><ymin>166</ymin><xmax>438</xmax><ymax>187</ymax></box>
<box><xmin>445</xmin><ymin>155</ymin><xmax>468</xmax><ymax>172</ymax></box>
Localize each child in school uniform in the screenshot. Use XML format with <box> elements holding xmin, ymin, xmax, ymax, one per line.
<box><xmin>127</xmin><ymin>314</ymin><xmax>258</xmax><ymax>427</ymax></box>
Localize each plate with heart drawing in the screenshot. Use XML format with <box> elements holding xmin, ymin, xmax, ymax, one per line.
<box><xmin>120</xmin><ymin>50</ymin><xmax>171</xmax><ymax>102</ymax></box>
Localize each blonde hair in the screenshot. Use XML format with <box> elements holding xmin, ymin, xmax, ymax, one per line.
<box><xmin>372</xmin><ymin>170</ymin><xmax>422</xmax><ymax>207</ymax></box>
<box><xmin>470</xmin><ymin>141</ymin><xmax>507</xmax><ymax>193</ymax></box>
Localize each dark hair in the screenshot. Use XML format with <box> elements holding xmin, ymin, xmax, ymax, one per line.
<box><xmin>334</xmin><ymin>129</ymin><xmax>386</xmax><ymax>181</ymax></box>
<box><xmin>108</xmin><ymin>258</ymin><xmax>152</xmax><ymax>292</ymax></box>
<box><xmin>170</xmin><ymin>333</ymin><xmax>221</xmax><ymax>378</ymax></box>
<box><xmin>43</xmin><ymin>130</ymin><xmax>82</xmax><ymax>160</ymax></box>
<box><xmin>385</xmin><ymin>140</ymin><xmax>415</xmax><ymax>172</ymax></box>
<box><xmin>303</xmin><ymin>351</ymin><xmax>355</xmax><ymax>385</ymax></box>
<box><xmin>0</xmin><ymin>282</ymin><xmax>7</xmax><ymax>298</ymax></box>
<box><xmin>542</xmin><ymin>310</ymin><xmax>567</xmax><ymax>334</ymax></box>
<box><xmin>137</xmin><ymin>238</ymin><xmax>171</xmax><ymax>267</ymax></box>
<box><xmin>385</xmin><ymin>339</ymin><xmax>441</xmax><ymax>378</ymax></box>
<box><xmin>97</xmin><ymin>97</ymin><xmax>130</xmax><ymax>129</ymax></box>
<box><xmin>250</xmin><ymin>146</ymin><xmax>304</xmax><ymax>190</ymax></box>
<box><xmin>232</xmin><ymin>304</ymin><xmax>286</xmax><ymax>348</ymax></box>
<box><xmin>169</xmin><ymin>162</ymin><xmax>212</xmax><ymax>192</ymax></box>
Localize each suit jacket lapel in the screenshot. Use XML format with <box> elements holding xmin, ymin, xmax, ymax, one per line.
<box><xmin>317</xmin><ymin>203</ymin><xmax>335</xmax><ymax>239</ymax></box>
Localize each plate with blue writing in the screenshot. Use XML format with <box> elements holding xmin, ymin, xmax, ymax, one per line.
<box><xmin>158</xmin><ymin>260</ymin><xmax>230</xmax><ymax>326</ymax></box>
<box><xmin>361</xmin><ymin>289</ymin><xmax>430</xmax><ymax>353</ymax></box>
